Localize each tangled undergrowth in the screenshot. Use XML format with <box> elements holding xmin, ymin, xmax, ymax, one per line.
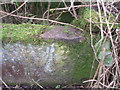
<box><xmin>85</xmin><ymin>1</ymin><xmax>120</xmax><ymax>88</ymax></box>
<box><xmin>0</xmin><ymin>0</ymin><xmax>120</xmax><ymax>89</ymax></box>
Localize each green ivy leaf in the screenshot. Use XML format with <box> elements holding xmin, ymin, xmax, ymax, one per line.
<box><xmin>98</xmin><ymin>51</ymin><xmax>113</xmax><ymax>66</ymax></box>
<box><xmin>104</xmin><ymin>55</ymin><xmax>113</xmax><ymax>66</ymax></box>
<box><xmin>95</xmin><ymin>40</ymin><xmax>110</xmax><ymax>53</ymax></box>
<box><xmin>103</xmin><ymin>40</ymin><xmax>110</xmax><ymax>50</ymax></box>
<box><xmin>95</xmin><ymin>39</ymin><xmax>103</xmax><ymax>52</ymax></box>
<box><xmin>55</xmin><ymin>85</ymin><xmax>61</xmax><ymax>89</ymax></box>
<box><xmin>98</xmin><ymin>50</ymin><xmax>111</xmax><ymax>59</ymax></box>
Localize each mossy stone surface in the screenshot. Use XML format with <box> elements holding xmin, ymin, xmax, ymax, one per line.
<box><xmin>1</xmin><ymin>23</ymin><xmax>97</xmax><ymax>85</ymax></box>
<box><xmin>1</xmin><ymin>23</ymin><xmax>53</xmax><ymax>44</ymax></box>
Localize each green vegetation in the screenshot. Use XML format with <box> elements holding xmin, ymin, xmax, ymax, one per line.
<box><xmin>1</xmin><ymin>1</ymin><xmax>119</xmax><ymax>88</ymax></box>
<box><xmin>1</xmin><ymin>23</ymin><xmax>98</xmax><ymax>85</ymax></box>
<box><xmin>72</xmin><ymin>7</ymin><xmax>119</xmax><ymax>31</ymax></box>
<box><xmin>56</xmin><ymin>33</ymin><xmax>98</xmax><ymax>84</ymax></box>
<box><xmin>1</xmin><ymin>23</ymin><xmax>53</xmax><ymax>44</ymax></box>
<box><xmin>57</xmin><ymin>12</ymin><xmax>75</xmax><ymax>23</ymax></box>
<box><xmin>65</xmin><ymin>35</ymin><xmax>98</xmax><ymax>83</ymax></box>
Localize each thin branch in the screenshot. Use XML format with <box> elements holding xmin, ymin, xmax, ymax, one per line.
<box><xmin>0</xmin><ymin>0</ymin><xmax>28</xmax><ymax>19</ymax></box>
<box><xmin>32</xmin><ymin>79</ymin><xmax>45</xmax><ymax>90</ymax></box>
<box><xmin>69</xmin><ymin>0</ymin><xmax>78</xmax><ymax>19</ymax></box>
<box><xmin>0</xmin><ymin>78</ymin><xmax>11</xmax><ymax>90</ymax></box>
<box><xmin>0</xmin><ymin>10</ymin><xmax>84</xmax><ymax>31</ymax></box>
<box><xmin>54</xmin><ymin>4</ymin><xmax>98</xmax><ymax>11</ymax></box>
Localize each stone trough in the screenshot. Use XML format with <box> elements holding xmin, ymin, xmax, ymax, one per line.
<box><xmin>1</xmin><ymin>25</ymin><xmax>96</xmax><ymax>86</ymax></box>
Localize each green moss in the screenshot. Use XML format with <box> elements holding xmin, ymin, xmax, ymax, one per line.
<box><xmin>72</xmin><ymin>7</ymin><xmax>119</xmax><ymax>31</ymax></box>
<box><xmin>67</xmin><ymin>39</ymin><xmax>96</xmax><ymax>81</ymax></box>
<box><xmin>1</xmin><ymin>23</ymin><xmax>53</xmax><ymax>44</ymax></box>
<box><xmin>1</xmin><ymin>23</ymin><xmax>98</xmax><ymax>85</ymax></box>
<box><xmin>71</xmin><ymin>43</ymin><xmax>94</xmax><ymax>78</ymax></box>
<box><xmin>55</xmin><ymin>33</ymin><xmax>98</xmax><ymax>84</ymax></box>
<box><xmin>72</xmin><ymin>8</ymin><xmax>98</xmax><ymax>31</ymax></box>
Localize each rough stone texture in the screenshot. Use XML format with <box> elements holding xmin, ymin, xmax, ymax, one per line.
<box><xmin>41</xmin><ymin>26</ymin><xmax>85</xmax><ymax>43</ymax></box>
<box><xmin>2</xmin><ymin>42</ymin><xmax>73</xmax><ymax>85</ymax></box>
<box><xmin>1</xmin><ymin>25</ymin><xmax>95</xmax><ymax>86</ymax></box>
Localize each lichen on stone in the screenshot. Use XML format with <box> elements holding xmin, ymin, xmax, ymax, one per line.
<box><xmin>2</xmin><ymin>23</ymin><xmax>97</xmax><ymax>85</ymax></box>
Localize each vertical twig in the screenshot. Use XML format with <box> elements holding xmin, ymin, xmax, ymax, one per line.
<box><xmin>68</xmin><ymin>0</ymin><xmax>78</xmax><ymax>19</ymax></box>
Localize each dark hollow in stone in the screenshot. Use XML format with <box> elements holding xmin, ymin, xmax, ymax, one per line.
<box><xmin>41</xmin><ymin>26</ymin><xmax>85</xmax><ymax>43</ymax></box>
